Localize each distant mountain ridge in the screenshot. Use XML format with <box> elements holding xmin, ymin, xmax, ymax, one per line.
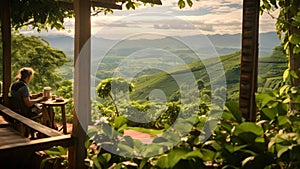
<box><xmin>41</xmin><ymin>32</ymin><xmax>281</xmax><ymax>57</ymax></box>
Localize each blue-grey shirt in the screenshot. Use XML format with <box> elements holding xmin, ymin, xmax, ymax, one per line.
<box><xmin>10</xmin><ymin>80</ymin><xmax>33</xmax><ymax>118</ymax></box>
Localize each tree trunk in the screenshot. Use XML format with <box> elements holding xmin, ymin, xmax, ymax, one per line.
<box><xmin>288</xmin><ymin>0</ymin><xmax>300</xmax><ymax>86</ymax></box>
<box><xmin>239</xmin><ymin>0</ymin><xmax>260</xmax><ymax>122</ymax></box>
<box><xmin>287</xmin><ymin>0</ymin><xmax>300</xmax><ymax>112</ymax></box>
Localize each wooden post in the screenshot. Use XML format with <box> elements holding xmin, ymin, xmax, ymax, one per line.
<box><xmin>1</xmin><ymin>0</ymin><xmax>11</xmax><ymax>107</ymax></box>
<box><xmin>68</xmin><ymin>0</ymin><xmax>90</xmax><ymax>168</ymax></box>
<box><xmin>239</xmin><ymin>0</ymin><xmax>260</xmax><ymax>122</ymax></box>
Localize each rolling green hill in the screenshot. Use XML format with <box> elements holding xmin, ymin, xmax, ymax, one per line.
<box><xmin>130</xmin><ymin>46</ymin><xmax>287</xmax><ymax>101</ymax></box>
<box><xmin>131</xmin><ymin>51</ymin><xmax>242</xmax><ymax>101</ymax></box>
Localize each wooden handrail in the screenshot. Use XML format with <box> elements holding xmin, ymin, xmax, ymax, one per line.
<box><xmin>0</xmin><ymin>104</ymin><xmax>73</xmax><ymax>157</ymax></box>
<box><xmin>0</xmin><ymin>104</ymin><xmax>61</xmax><ymax>137</ymax></box>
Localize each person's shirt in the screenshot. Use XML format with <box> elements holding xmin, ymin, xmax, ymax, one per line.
<box><xmin>10</xmin><ymin>80</ymin><xmax>32</xmax><ymax>117</ymax></box>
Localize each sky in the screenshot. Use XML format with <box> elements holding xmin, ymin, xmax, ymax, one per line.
<box><xmin>24</xmin><ymin>0</ymin><xmax>278</xmax><ymax>39</ymax></box>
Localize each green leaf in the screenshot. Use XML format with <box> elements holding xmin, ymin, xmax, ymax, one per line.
<box><xmin>265</xmin><ymin>0</ymin><xmax>271</xmax><ymax>9</ymax></box>
<box><xmin>178</xmin><ymin>0</ymin><xmax>186</xmax><ymax>9</ymax></box>
<box><xmin>156</xmin><ymin>149</ymin><xmax>189</xmax><ymax>168</ymax></box>
<box><xmin>40</xmin><ymin>158</ymin><xmax>48</xmax><ymax>169</ymax></box>
<box><xmin>156</xmin><ymin>156</ymin><xmax>169</xmax><ymax>168</ymax></box>
<box><xmin>225</xmin><ymin>101</ymin><xmax>243</xmax><ymax>123</ymax></box>
<box><xmin>118</xmin><ymin>142</ymin><xmax>134</xmax><ymax>153</ymax></box>
<box><xmin>142</xmin><ymin>144</ymin><xmax>164</xmax><ymax>157</ymax></box>
<box><xmin>167</xmin><ymin>149</ymin><xmax>189</xmax><ymax>168</ymax></box>
<box><xmin>256</xmin><ymin>93</ymin><xmax>275</xmax><ymax>108</ymax></box>
<box><xmin>44</xmin><ymin>146</ymin><xmax>67</xmax><ymax>156</ymax></box>
<box><xmin>200</xmin><ymin>148</ymin><xmax>215</xmax><ymax>161</ymax></box>
<box><xmin>138</xmin><ymin>159</ymin><xmax>147</xmax><ymax>169</ymax></box>
<box><xmin>102</xmin><ymin>153</ymin><xmax>111</xmax><ymax>162</ymax></box>
<box><xmin>293</xmin><ymin>16</ymin><xmax>300</xmax><ymax>22</ymax></box>
<box><xmin>186</xmin><ymin>0</ymin><xmax>193</xmax><ymax>7</ymax></box>
<box><xmin>279</xmin><ymin>85</ymin><xmax>289</xmax><ymax>96</ymax></box>
<box><xmin>233</xmin><ymin>122</ymin><xmax>264</xmax><ymax>136</ymax></box>
<box><xmin>293</xmin><ymin>45</ymin><xmax>300</xmax><ymax>54</ymax></box>
<box><xmin>278</xmin><ymin>116</ymin><xmax>288</xmax><ymax>126</ymax></box>
<box><xmin>224</xmin><ymin>144</ymin><xmax>248</xmax><ymax>153</ymax></box>
<box><xmin>220</xmin><ymin>121</ymin><xmax>234</xmax><ymax>133</ymax></box>
<box><xmin>93</xmin><ymin>157</ymin><xmax>102</xmax><ymax>169</ymax></box>
<box><xmin>183</xmin><ymin>150</ymin><xmax>204</xmax><ymax>159</ymax></box>
<box><xmin>289</xmin><ymin>34</ymin><xmax>300</xmax><ymax>45</ymax></box>
<box><xmin>290</xmin><ymin>70</ymin><xmax>299</xmax><ymax>79</ymax></box>
<box><xmin>283</xmin><ymin>69</ymin><xmax>289</xmax><ymax>82</ymax></box>
<box><xmin>123</xmin><ymin>136</ymin><xmax>134</xmax><ymax>148</ymax></box>
<box><xmin>114</xmin><ymin>116</ymin><xmax>128</xmax><ymax>129</ymax></box>
<box><xmin>261</xmin><ymin>107</ymin><xmax>277</xmax><ymax>120</ymax></box>
<box><xmin>276</xmin><ymin>144</ymin><xmax>290</xmax><ymax>157</ymax></box>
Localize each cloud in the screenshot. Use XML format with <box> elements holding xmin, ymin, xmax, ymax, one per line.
<box><xmin>152</xmin><ymin>18</ymin><xmax>214</xmax><ymax>32</ymax></box>
<box><xmin>164</xmin><ymin>0</ymin><xmax>242</xmax><ymax>13</ymax></box>
<box><xmin>259</xmin><ymin>9</ymin><xmax>279</xmax><ymax>33</ymax></box>
<box><xmin>22</xmin><ymin>0</ymin><xmax>277</xmax><ymax>38</ymax></box>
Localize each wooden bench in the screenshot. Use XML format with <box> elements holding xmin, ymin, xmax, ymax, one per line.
<box><xmin>0</xmin><ymin>104</ymin><xmax>73</xmax><ymax>168</ymax></box>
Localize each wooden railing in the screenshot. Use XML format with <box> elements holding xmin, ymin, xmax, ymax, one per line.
<box><xmin>0</xmin><ymin>104</ymin><xmax>72</xmax><ymax>155</ymax></box>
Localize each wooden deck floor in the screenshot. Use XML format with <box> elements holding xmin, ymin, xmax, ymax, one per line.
<box><xmin>0</xmin><ymin>127</ymin><xmax>29</xmax><ymax>147</ymax></box>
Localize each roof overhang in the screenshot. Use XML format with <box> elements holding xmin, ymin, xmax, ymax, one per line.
<box><xmin>57</xmin><ymin>0</ymin><xmax>122</xmax><ymax>10</ymax></box>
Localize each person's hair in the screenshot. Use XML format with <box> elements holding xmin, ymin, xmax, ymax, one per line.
<box><xmin>15</xmin><ymin>67</ymin><xmax>34</xmax><ymax>81</ymax></box>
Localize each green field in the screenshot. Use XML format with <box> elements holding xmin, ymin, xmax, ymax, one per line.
<box><xmin>126</xmin><ymin>47</ymin><xmax>286</xmax><ymax>101</ymax></box>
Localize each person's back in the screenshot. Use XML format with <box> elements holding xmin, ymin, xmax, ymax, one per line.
<box><xmin>10</xmin><ymin>80</ymin><xmax>32</xmax><ymax>117</ymax></box>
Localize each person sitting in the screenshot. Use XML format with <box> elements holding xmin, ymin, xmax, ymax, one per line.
<box><xmin>10</xmin><ymin>67</ymin><xmax>47</xmax><ymax>119</ymax></box>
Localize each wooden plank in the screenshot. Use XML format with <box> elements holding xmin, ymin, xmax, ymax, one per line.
<box><xmin>0</xmin><ymin>134</ymin><xmax>72</xmax><ymax>153</ymax></box>
<box><xmin>0</xmin><ymin>127</ymin><xmax>28</xmax><ymax>147</ymax></box>
<box><xmin>0</xmin><ymin>104</ymin><xmax>62</xmax><ymax>137</ymax></box>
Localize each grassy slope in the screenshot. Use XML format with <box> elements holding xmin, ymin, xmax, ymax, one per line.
<box><xmin>131</xmin><ymin>51</ymin><xmax>242</xmax><ymax>101</ymax></box>
<box><xmin>131</xmin><ymin>49</ymin><xmax>287</xmax><ymax>101</ymax></box>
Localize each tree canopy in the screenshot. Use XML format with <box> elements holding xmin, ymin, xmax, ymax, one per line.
<box><xmin>0</xmin><ymin>34</ymin><xmax>69</xmax><ymax>92</ymax></box>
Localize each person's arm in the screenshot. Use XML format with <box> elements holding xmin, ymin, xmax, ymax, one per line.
<box><xmin>30</xmin><ymin>92</ymin><xmax>43</xmax><ymax>99</ymax></box>
<box><xmin>23</xmin><ymin>96</ymin><xmax>43</xmax><ymax>107</ymax></box>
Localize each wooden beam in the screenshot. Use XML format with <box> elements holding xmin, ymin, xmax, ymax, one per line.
<box><xmin>1</xmin><ymin>0</ymin><xmax>11</xmax><ymax>107</ymax></box>
<box><xmin>57</xmin><ymin>0</ymin><xmax>122</xmax><ymax>10</ymax></box>
<box><xmin>239</xmin><ymin>0</ymin><xmax>260</xmax><ymax>121</ymax></box>
<box><xmin>68</xmin><ymin>0</ymin><xmax>91</xmax><ymax>168</ymax></box>
<box><xmin>91</xmin><ymin>1</ymin><xmax>122</xmax><ymax>10</ymax></box>
<box><xmin>0</xmin><ymin>134</ymin><xmax>72</xmax><ymax>153</ymax></box>
<box><xmin>0</xmin><ymin>134</ymin><xmax>72</xmax><ymax>168</ymax></box>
